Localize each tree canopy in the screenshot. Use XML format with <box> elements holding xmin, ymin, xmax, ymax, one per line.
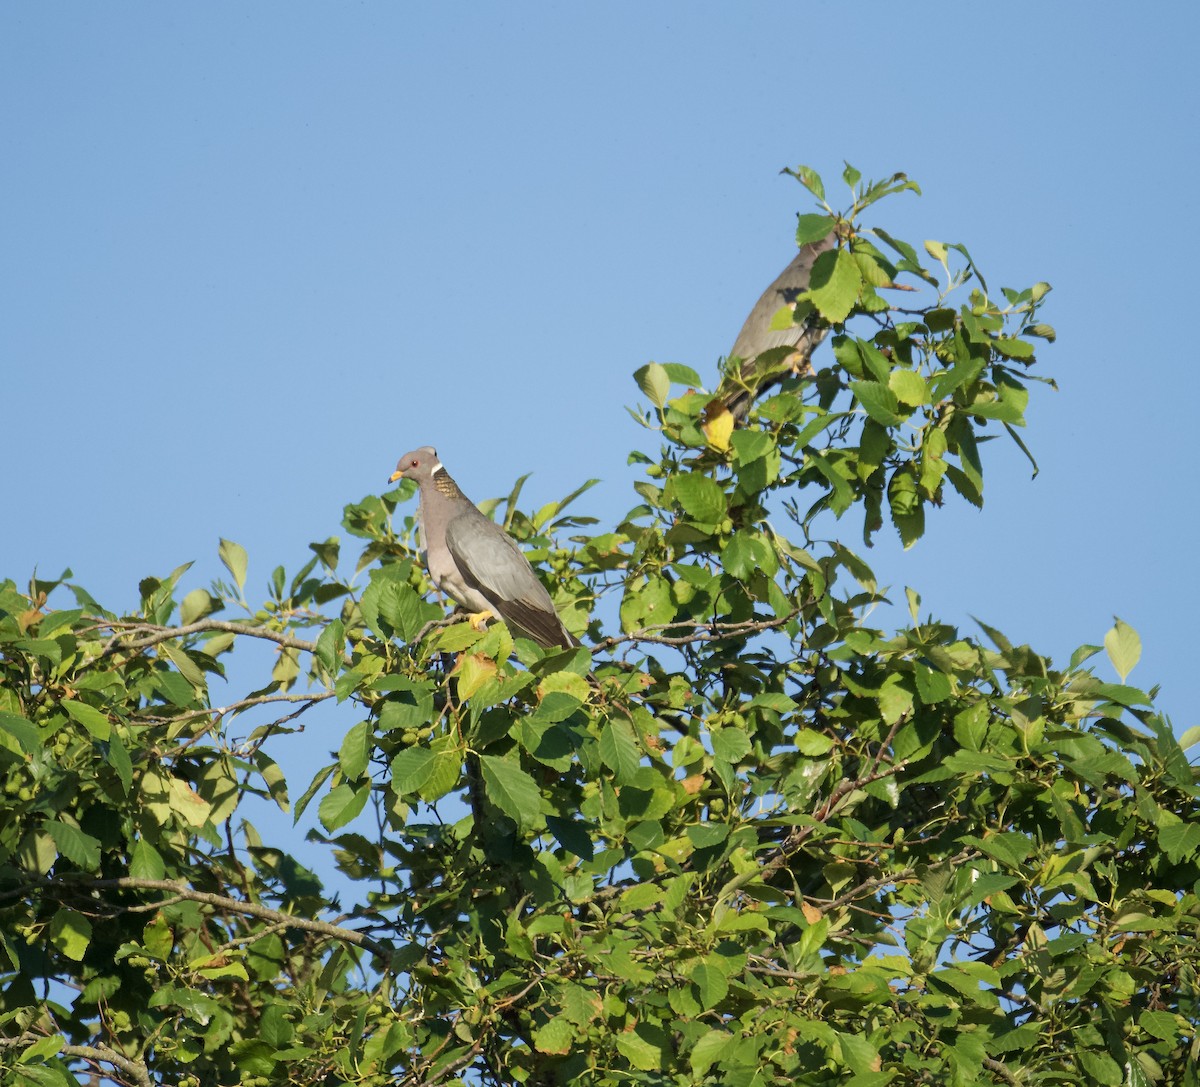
<box><xmin>2</xmin><ymin>165</ymin><xmax>1196</xmax><ymax>1087</ymax></box>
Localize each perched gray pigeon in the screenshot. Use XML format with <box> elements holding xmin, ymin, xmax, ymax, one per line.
<box><xmin>718</xmin><ymin>234</ymin><xmax>836</xmax><ymax>420</ymax></box>
<box><xmin>389</xmin><ymin>447</ymin><xmax>577</xmax><ymax>650</ymax></box>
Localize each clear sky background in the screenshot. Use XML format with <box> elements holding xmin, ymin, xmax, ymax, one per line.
<box><xmin>3</xmin><ymin>4</ymin><xmax>1197</xmax><ymax>762</ymax></box>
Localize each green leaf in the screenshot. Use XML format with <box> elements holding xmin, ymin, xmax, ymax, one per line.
<box><xmin>1077</xmin><ymin>1050</ymin><xmax>1123</xmax><ymax>1086</ymax></box>
<box><xmin>309</xmin><ymin>536</ymin><xmax>341</xmax><ymax>571</ymax></box>
<box><xmin>49</xmin><ymin>908</ymin><xmax>92</xmax><ymax>961</ymax></box>
<box><xmin>729</xmin><ymin>429</ymin><xmax>773</xmax><ymax>464</ymax></box>
<box><xmin>620</xmin><ymin>574</ymin><xmax>676</xmax><ymax>633</ymax></box>
<box><xmin>913</xmin><ymin>664</ymin><xmax>952</xmax><ymax>704</ymax></box>
<box><xmin>690</xmin><ymin>1030</ymin><xmax>731</xmax><ymax>1075</ymax></box>
<box><xmin>427</xmin><ymin>620</ymin><xmax>484</xmax><ymax>653</ymax></box>
<box><xmin>62</xmin><ymin>699</ymin><xmax>111</xmax><ymax>740</ymax></box>
<box><xmin>219</xmin><ymin>538</ymin><xmax>248</xmax><ymax>593</ymax></box>
<box><xmin>259</xmin><ymin>1004</ymin><xmax>295</xmax><ymax>1047</ymax></box>
<box><xmin>107</xmin><ymin>733</ymin><xmax>133</xmax><ymax>794</ymax></box>
<box><xmin>180</xmin><ymin>588</ymin><xmax>216</xmax><ymax>625</ymax></box>
<box><xmin>479</xmin><ymin>754</ymin><xmax>541</xmax><ymax>828</ymax></box>
<box><xmin>533</xmin><ymin>1015</ymin><xmax>575</xmax><ymax>1055</ymax></box>
<box><xmin>661</xmin><ymin>362</ymin><xmax>703</xmax><ymax>388</ymax></box>
<box><xmin>791</xmin><ymin>164</ymin><xmax>825</xmax><ymax>201</ymax></box>
<box><xmin>314</xmin><ymin>619</ymin><xmax>345</xmax><ymax>678</ymax></box>
<box><xmin>317</xmin><ymin>783</ymin><xmax>369</xmax><ymax>832</ymax></box>
<box><xmin>686</xmin><ymin>823</ymin><xmax>728</xmax><ymax>848</ymax></box>
<box><xmin>418</xmin><ymin>738</ymin><xmax>462</xmax><ymax>802</ymax></box>
<box><xmin>634</xmin><ymin>362</ymin><xmax>670</xmax><ymax>409</ymax></box>
<box><xmin>615</xmin><ymin>1027</ymin><xmax>664</xmax><ymax>1071</ymax></box>
<box><xmin>795</xmin><ymin>214</ymin><xmax>834</xmax><ymax>246</ymax></box>
<box><xmin>390</xmin><ymin>747</ymin><xmax>438</xmax><ymax>795</ymax></box>
<box><xmin>546</xmin><ymin>815</ymin><xmax>595</xmax><ymax>860</ymax></box>
<box><xmin>16</xmin><ymin>1034</ymin><xmax>65</xmax><ymax>1063</ymax></box>
<box><xmin>691</xmin><ymin>962</ymin><xmax>729</xmax><ymax>1010</ymax></box>
<box><xmin>338</xmin><ymin>721</ymin><xmax>373</xmax><ymax>780</ymax></box>
<box><xmin>807</xmin><ymin>451</ymin><xmax>855</xmax><ymax>516</ymax></box>
<box><xmin>796</xmin><ymin>729</ymin><xmax>834</xmax><ymax>756</ymax></box>
<box><xmin>836</xmin><ymin>1031</ymin><xmax>881</xmax><ymax>1076</ymax></box>
<box><xmin>159</xmin><ymin>642</ymin><xmax>207</xmax><ymax>692</ymax></box>
<box><xmin>889</xmin><ymin>368</ymin><xmax>929</xmax><ymax>406</ymax></box>
<box><xmin>252</xmin><ymin>753</ymin><xmax>289</xmax><ymax>815</ymax></box>
<box><xmin>965</xmin><ymin>395</ymin><xmax>1025</xmax><ymax>423</ymax></box>
<box><xmin>293</xmin><ymin>763</ymin><xmax>335</xmax><ymax>822</ymax></box>
<box><xmin>1104</xmin><ymin>618</ymin><xmax>1141</xmax><ymax>682</ymax></box>
<box><xmin>850</xmin><ymin>380</ymin><xmax>903</xmax><ymax>426</ymax></box>
<box><xmin>0</xmin><ymin>711</ymin><xmax>40</xmax><ymax>755</ymax></box>
<box><xmin>723</xmin><ymin>531</ymin><xmax>775</xmax><ymax>580</ymax></box>
<box><xmin>1158</xmin><ymin>822</ymin><xmax>1200</xmax><ymax>865</ymax></box>
<box><xmin>130</xmin><ymin>838</ymin><xmax>166</xmax><ymax>880</ymax></box>
<box><xmin>992</xmin><ymin>335</ymin><xmax>1035</xmax><ymax>360</ymax></box>
<box><xmin>807</xmin><ymin>248</ymin><xmax>862</xmax><ymax>324</ymax></box>
<box><xmin>668</xmin><ymin>473</ymin><xmax>727</xmax><ymax>525</ymax></box>
<box><xmin>361</xmin><ymin>563</ymin><xmax>427</xmax><ymax>642</ymax></box>
<box><xmin>878</xmin><ymin>675</ymin><xmax>914</xmax><ymax>724</ymax></box>
<box><xmin>599</xmin><ymin>717</ymin><xmax>641</xmax><ymax>784</ymax></box>
<box><xmin>44</xmin><ymin>820</ymin><xmax>101</xmax><ymax>869</ymax></box>
<box><xmin>1139</xmin><ymin>1009</ymin><xmax>1181</xmax><ymax>1042</ymax></box>
<box><xmin>711</xmin><ymin>727</ymin><xmax>751</xmax><ymax>763</ymax></box>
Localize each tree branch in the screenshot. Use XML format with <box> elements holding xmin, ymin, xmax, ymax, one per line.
<box><xmin>92</xmin><ymin>618</ymin><xmax>317</xmax><ymax>654</ymax></box>
<box><xmin>32</xmin><ymin>875</ymin><xmax>392</xmax><ymax>960</ymax></box>
<box><xmin>62</xmin><ymin>1042</ymin><xmax>154</xmax><ymax>1087</ymax></box>
<box><xmin>0</xmin><ymin>1035</ymin><xmax>152</xmax><ymax>1087</ymax></box>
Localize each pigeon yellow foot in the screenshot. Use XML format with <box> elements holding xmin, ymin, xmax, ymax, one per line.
<box><xmin>467</xmin><ymin>609</ymin><xmax>494</xmax><ymax>631</ymax></box>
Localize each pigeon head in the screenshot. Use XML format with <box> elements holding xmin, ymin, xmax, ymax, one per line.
<box><xmin>389</xmin><ymin>446</ymin><xmax>442</xmax><ymax>485</ymax></box>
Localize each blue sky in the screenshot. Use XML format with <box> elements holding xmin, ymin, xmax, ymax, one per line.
<box><xmin>3</xmin><ymin>4</ymin><xmax>1197</xmax><ymax>754</ymax></box>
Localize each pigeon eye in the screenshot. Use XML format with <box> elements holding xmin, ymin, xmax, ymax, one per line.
<box><xmin>411</xmin><ymin>459</ymin><xmax>419</xmax><ymax>467</ymax></box>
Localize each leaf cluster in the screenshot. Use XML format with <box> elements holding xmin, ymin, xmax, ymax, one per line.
<box><xmin>1</xmin><ymin>166</ymin><xmax>1196</xmax><ymax>1087</ymax></box>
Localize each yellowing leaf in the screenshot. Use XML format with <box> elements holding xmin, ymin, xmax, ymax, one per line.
<box><xmin>455</xmin><ymin>652</ymin><xmax>497</xmax><ymax>700</ymax></box>
<box><xmin>701</xmin><ymin>406</ymin><xmax>734</xmax><ymax>452</ymax></box>
<box><xmin>168</xmin><ymin>777</ymin><xmax>212</xmax><ymax>827</ymax></box>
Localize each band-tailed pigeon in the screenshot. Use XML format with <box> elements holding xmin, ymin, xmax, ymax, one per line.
<box><xmin>718</xmin><ymin>234</ymin><xmax>836</xmax><ymax>420</ymax></box>
<box><xmin>389</xmin><ymin>447</ymin><xmax>577</xmax><ymax>650</ymax></box>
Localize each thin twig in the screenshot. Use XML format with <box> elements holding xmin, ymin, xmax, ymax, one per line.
<box><xmin>599</xmin><ymin>609</ymin><xmax>800</xmax><ymax>649</ymax></box>
<box><xmin>147</xmin><ymin>690</ymin><xmax>336</xmax><ymax>729</ymax></box>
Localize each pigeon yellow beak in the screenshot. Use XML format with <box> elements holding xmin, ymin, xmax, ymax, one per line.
<box><xmin>388</xmin><ymin>470</ymin><xmax>403</xmax><ymax>484</ymax></box>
